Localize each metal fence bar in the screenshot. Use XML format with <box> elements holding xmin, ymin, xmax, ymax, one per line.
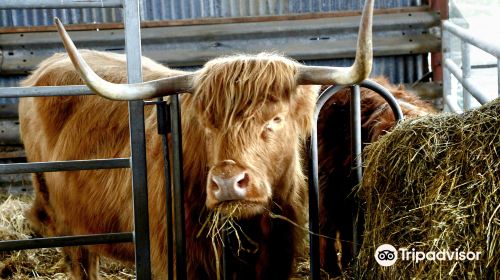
<box><xmin>0</xmin><ymin>0</ymin><xmax>122</xmax><ymax>9</ymax></box>
<box><xmin>0</xmin><ymin>86</ymin><xmax>93</xmax><ymax>98</ymax></box>
<box><xmin>310</xmin><ymin>85</ymin><xmax>345</xmax><ymax>280</ymax></box>
<box><xmin>170</xmin><ymin>94</ymin><xmax>187</xmax><ymax>280</ymax></box>
<box><xmin>441</xmin><ymin>28</ymin><xmax>454</xmax><ymax>112</ymax></box>
<box><xmin>497</xmin><ymin>59</ymin><xmax>500</xmax><ymax>97</ymax></box>
<box><xmin>0</xmin><ymin>158</ymin><xmax>130</xmax><ymax>174</ymax></box>
<box><xmin>308</xmin><ymin>129</ymin><xmax>321</xmax><ymax>280</ymax></box>
<box><xmin>349</xmin><ymin>85</ymin><xmax>362</xmax><ymax>257</ymax></box>
<box><xmin>0</xmin><ymin>233</ymin><xmax>133</xmax><ymax>251</ymax></box>
<box><xmin>442</xmin><ymin>20</ymin><xmax>500</xmax><ymax>110</ymax></box>
<box><xmin>123</xmin><ymin>0</ymin><xmax>152</xmax><ymax>278</ymax></box>
<box><xmin>443</xmin><ymin>21</ymin><xmax>500</xmax><ymax>59</ymax></box>
<box><xmin>155</xmin><ymin>98</ymin><xmax>175</xmax><ymax>280</ymax></box>
<box><xmin>360</xmin><ymin>80</ymin><xmax>404</xmax><ymax>120</ymax></box>
<box><xmin>309</xmin><ymin>85</ymin><xmax>348</xmax><ymax>280</ymax></box>
<box><xmin>461</xmin><ymin>41</ymin><xmax>472</xmax><ymax>110</ymax></box>
<box><xmin>444</xmin><ymin>58</ymin><xmax>490</xmax><ymax>105</ymax></box>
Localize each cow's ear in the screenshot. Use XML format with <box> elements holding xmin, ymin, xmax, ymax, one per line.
<box><xmin>292</xmin><ymin>85</ymin><xmax>320</xmax><ymax>138</ymax></box>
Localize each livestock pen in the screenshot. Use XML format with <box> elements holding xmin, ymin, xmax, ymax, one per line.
<box><xmin>1</xmin><ymin>0</ymin><xmax>497</xmax><ymax>279</ymax></box>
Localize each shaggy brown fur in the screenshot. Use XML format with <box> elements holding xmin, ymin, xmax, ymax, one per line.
<box><xmin>317</xmin><ymin>77</ymin><xmax>435</xmax><ymax>276</ymax></box>
<box><xmin>19</xmin><ymin>50</ymin><xmax>319</xmax><ymax>279</ymax></box>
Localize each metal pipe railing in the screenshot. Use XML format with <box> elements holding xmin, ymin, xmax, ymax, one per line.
<box><xmin>444</xmin><ymin>58</ymin><xmax>491</xmax><ymax>105</ymax></box>
<box><xmin>461</xmin><ymin>41</ymin><xmax>472</xmax><ymax>110</ymax></box>
<box><xmin>0</xmin><ymin>86</ymin><xmax>93</xmax><ymax>98</ymax></box>
<box><xmin>497</xmin><ymin>59</ymin><xmax>500</xmax><ymax>97</ymax></box>
<box><xmin>0</xmin><ymin>233</ymin><xmax>133</xmax><ymax>251</ymax></box>
<box><xmin>350</xmin><ymin>85</ymin><xmax>362</xmax><ymax>259</ymax></box>
<box><xmin>0</xmin><ymin>158</ymin><xmax>130</xmax><ymax>174</ymax></box>
<box><xmin>442</xmin><ymin>21</ymin><xmax>500</xmax><ymax>58</ymax></box>
<box><xmin>441</xmin><ymin>20</ymin><xmax>500</xmax><ymax>111</ymax></box>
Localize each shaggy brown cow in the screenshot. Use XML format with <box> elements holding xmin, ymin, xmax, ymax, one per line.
<box><xmin>19</xmin><ymin>1</ymin><xmax>374</xmax><ymax>278</ymax></box>
<box><xmin>317</xmin><ymin>77</ymin><xmax>436</xmax><ymax>275</ymax></box>
<box><xmin>20</xmin><ymin>50</ymin><xmax>318</xmax><ymax>279</ymax></box>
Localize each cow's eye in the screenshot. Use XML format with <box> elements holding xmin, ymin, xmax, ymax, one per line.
<box><xmin>264</xmin><ymin>115</ymin><xmax>285</xmax><ymax>133</ymax></box>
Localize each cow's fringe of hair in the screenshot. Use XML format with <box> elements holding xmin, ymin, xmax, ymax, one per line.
<box><xmin>193</xmin><ymin>53</ymin><xmax>299</xmax><ymax>132</ymax></box>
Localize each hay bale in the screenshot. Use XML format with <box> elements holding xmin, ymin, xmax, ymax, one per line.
<box><xmin>356</xmin><ymin>98</ymin><xmax>499</xmax><ymax>278</ymax></box>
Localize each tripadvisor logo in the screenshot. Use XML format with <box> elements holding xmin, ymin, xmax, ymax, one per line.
<box><xmin>374</xmin><ymin>244</ymin><xmax>398</xmax><ymax>266</ymax></box>
<box><xmin>374</xmin><ymin>244</ymin><xmax>481</xmax><ymax>267</ymax></box>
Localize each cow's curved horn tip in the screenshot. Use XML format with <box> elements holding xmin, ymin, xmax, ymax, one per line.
<box><xmin>54</xmin><ymin>17</ymin><xmax>61</xmax><ymax>24</ymax></box>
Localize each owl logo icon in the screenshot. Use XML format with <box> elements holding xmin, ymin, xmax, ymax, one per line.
<box><xmin>375</xmin><ymin>244</ymin><xmax>398</xmax><ymax>266</ymax></box>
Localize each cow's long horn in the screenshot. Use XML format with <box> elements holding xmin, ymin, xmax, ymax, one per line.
<box><xmin>54</xmin><ymin>17</ymin><xmax>194</xmax><ymax>100</ymax></box>
<box><xmin>297</xmin><ymin>0</ymin><xmax>374</xmax><ymax>85</ymax></box>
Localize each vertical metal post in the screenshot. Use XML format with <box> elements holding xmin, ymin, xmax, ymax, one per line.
<box><xmin>461</xmin><ymin>41</ymin><xmax>471</xmax><ymax>110</ymax></box>
<box><xmin>123</xmin><ymin>0</ymin><xmax>152</xmax><ymax>278</ymax></box>
<box><xmin>156</xmin><ymin>98</ymin><xmax>174</xmax><ymax>280</ymax></box>
<box><xmin>170</xmin><ymin>94</ymin><xmax>187</xmax><ymax>280</ymax></box>
<box><xmin>350</xmin><ymin>85</ymin><xmax>362</xmax><ymax>257</ymax></box>
<box><xmin>308</xmin><ymin>128</ymin><xmax>320</xmax><ymax>280</ymax></box>
<box><xmin>497</xmin><ymin>59</ymin><xmax>500</xmax><ymax>97</ymax></box>
<box><xmin>442</xmin><ymin>28</ymin><xmax>453</xmax><ymax>111</ymax></box>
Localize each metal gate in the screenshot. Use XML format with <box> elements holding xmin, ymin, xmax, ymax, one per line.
<box><xmin>0</xmin><ymin>1</ymin><xmax>405</xmax><ymax>279</ymax></box>
<box><xmin>0</xmin><ymin>0</ymin><xmax>176</xmax><ymax>279</ymax></box>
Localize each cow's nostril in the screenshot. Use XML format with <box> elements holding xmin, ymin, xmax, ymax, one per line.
<box><xmin>237</xmin><ymin>173</ymin><xmax>249</xmax><ymax>189</ymax></box>
<box><xmin>211</xmin><ymin>177</ymin><xmax>220</xmax><ymax>190</ymax></box>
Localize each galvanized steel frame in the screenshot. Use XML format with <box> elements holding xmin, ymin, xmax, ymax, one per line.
<box><xmin>442</xmin><ymin>20</ymin><xmax>500</xmax><ymax>112</ymax></box>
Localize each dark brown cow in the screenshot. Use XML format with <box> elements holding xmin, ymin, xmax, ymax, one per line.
<box><xmin>17</xmin><ymin>1</ymin><xmax>375</xmax><ymax>278</ymax></box>
<box><xmin>317</xmin><ymin>77</ymin><xmax>436</xmax><ymax>275</ymax></box>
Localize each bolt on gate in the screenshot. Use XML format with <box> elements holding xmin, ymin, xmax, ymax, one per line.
<box><xmin>0</xmin><ymin>1</ymin><xmax>405</xmax><ymax>279</ymax></box>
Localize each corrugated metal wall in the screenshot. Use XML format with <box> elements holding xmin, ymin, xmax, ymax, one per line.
<box><xmin>0</xmin><ymin>0</ymin><xmax>429</xmax><ymax>104</ymax></box>
<box><xmin>1</xmin><ymin>0</ymin><xmax>422</xmax><ymax>26</ymax></box>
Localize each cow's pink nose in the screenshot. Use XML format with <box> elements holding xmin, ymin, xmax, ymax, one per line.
<box><xmin>211</xmin><ymin>172</ymin><xmax>249</xmax><ymax>202</ymax></box>
<box><xmin>208</xmin><ymin>160</ymin><xmax>250</xmax><ymax>203</ymax></box>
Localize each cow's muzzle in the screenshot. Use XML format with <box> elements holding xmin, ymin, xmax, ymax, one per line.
<box><xmin>206</xmin><ymin>160</ymin><xmax>260</xmax><ymax>209</ymax></box>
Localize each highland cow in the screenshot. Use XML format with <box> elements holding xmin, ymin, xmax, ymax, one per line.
<box><xmin>18</xmin><ymin>1</ymin><xmax>375</xmax><ymax>277</ymax></box>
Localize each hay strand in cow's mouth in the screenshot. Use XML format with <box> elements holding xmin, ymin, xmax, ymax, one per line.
<box><xmin>197</xmin><ymin>203</ymin><xmax>260</xmax><ymax>280</ymax></box>
<box><xmin>266</xmin><ymin>207</ymin><xmax>361</xmax><ymax>247</ymax></box>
